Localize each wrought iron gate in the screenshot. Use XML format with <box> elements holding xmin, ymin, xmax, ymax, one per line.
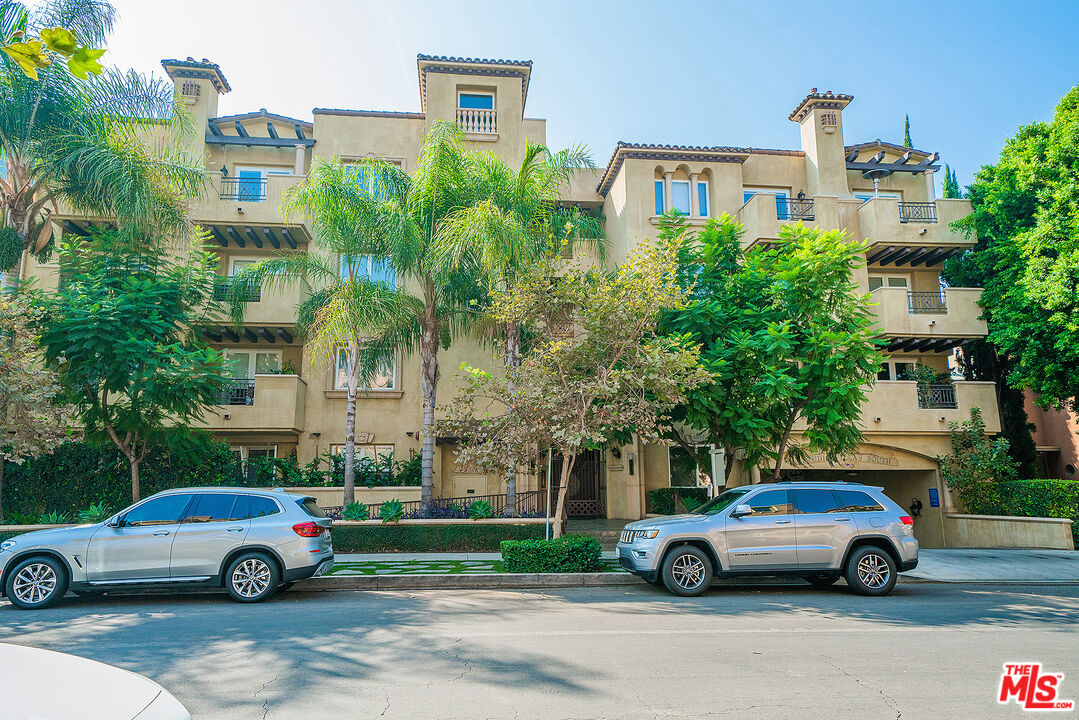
<box><xmin>549</xmin><ymin>450</ymin><xmax>606</xmax><ymax>518</ymax></box>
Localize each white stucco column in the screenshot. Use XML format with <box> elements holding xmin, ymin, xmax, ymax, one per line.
<box><xmin>924</xmin><ymin>169</ymin><xmax>936</xmax><ymax>202</ymax></box>
<box><xmin>294</xmin><ymin>144</ymin><xmax>306</xmax><ymax>175</ymax></box>
<box><xmin>689</xmin><ymin>172</ymin><xmax>700</xmax><ymax>217</ymax></box>
<box><xmin>663</xmin><ymin>172</ymin><xmax>673</xmax><ymax>214</ymax></box>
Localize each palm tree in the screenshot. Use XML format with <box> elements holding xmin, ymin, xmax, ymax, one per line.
<box><xmin>228</xmin><ymin>158</ymin><xmax>420</xmax><ymax>506</ymax></box>
<box><xmin>0</xmin><ymin>0</ymin><xmax>204</xmax><ymax>287</ymax></box>
<box><xmin>434</xmin><ymin>141</ymin><xmax>605</xmax><ymax>514</ymax></box>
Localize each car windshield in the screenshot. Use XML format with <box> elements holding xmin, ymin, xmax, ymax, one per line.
<box><xmin>691</xmin><ymin>488</ymin><xmax>751</xmax><ymax>515</ymax></box>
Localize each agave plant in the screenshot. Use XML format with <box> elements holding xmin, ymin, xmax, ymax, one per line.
<box><xmin>37</xmin><ymin>509</ymin><xmax>69</xmax><ymax>524</ymax></box>
<box><xmin>76</xmin><ymin>501</ymin><xmax>110</xmax><ymax>524</ymax></box>
<box><xmin>341</xmin><ymin>501</ymin><xmax>369</xmax><ymax>522</ymax></box>
<box><xmin>378</xmin><ymin>498</ymin><xmax>404</xmax><ymax>524</ymax></box>
<box><xmin>468</xmin><ymin>499</ymin><xmax>493</xmax><ymax>520</ymax></box>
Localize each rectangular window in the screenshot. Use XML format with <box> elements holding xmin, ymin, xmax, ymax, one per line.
<box><xmin>671</xmin><ymin>181</ymin><xmax>691</xmax><ymax>215</ymax></box>
<box><xmin>868</xmin><ymin>275</ymin><xmax>909</xmax><ymax>290</ymax></box>
<box><xmin>340</xmin><ymin>254</ymin><xmax>396</xmax><ymax>287</ymax></box>
<box><xmin>743</xmin><ymin>188</ymin><xmax>789</xmax><ymax>216</ymax></box>
<box><xmin>697</xmin><ymin>181</ymin><xmax>709</xmax><ymax>217</ymax></box>
<box><xmin>335</xmin><ymin>347</ymin><xmax>396</xmax><ymax>391</ymax></box>
<box><xmin>855</xmin><ymin>191</ymin><xmax>900</xmax><ymax>203</ymax></box>
<box><xmin>457</xmin><ymin>92</ymin><xmax>494</xmax><ymax>110</ymax></box>
<box><xmin>223</xmin><ymin>350</ymin><xmax>281</xmax><ymax>378</ymax></box>
<box><xmin>654</xmin><ymin>180</ymin><xmax>665</xmax><ymax>215</ymax></box>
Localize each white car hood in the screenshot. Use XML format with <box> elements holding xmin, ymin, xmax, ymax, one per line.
<box><xmin>0</xmin><ymin>643</ymin><xmax>190</xmax><ymax>720</ymax></box>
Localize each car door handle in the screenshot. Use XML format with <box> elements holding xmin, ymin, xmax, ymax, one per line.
<box><xmin>152</xmin><ymin>530</ymin><xmax>171</xmax><ymax>536</ymax></box>
<box><xmin>775</xmin><ymin>520</ymin><xmax>792</xmax><ymax>525</ymax></box>
<box><xmin>226</xmin><ymin>527</ymin><xmax>244</xmax><ymax>532</ymax></box>
<box><xmin>834</xmin><ymin>518</ymin><xmax>852</xmax><ymax>522</ymax></box>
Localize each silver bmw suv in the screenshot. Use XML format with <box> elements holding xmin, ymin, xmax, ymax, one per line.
<box><xmin>617</xmin><ymin>482</ymin><xmax>917</xmax><ymax>597</ymax></box>
<box><xmin>0</xmin><ymin>487</ymin><xmax>334</xmax><ymax>609</ymax></box>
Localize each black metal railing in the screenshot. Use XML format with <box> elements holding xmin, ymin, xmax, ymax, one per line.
<box><xmin>329</xmin><ymin>490</ymin><xmax>546</xmax><ymax>520</ymax></box>
<box><xmin>213</xmin><ymin>277</ymin><xmax>261</xmax><ymax>302</ymax></box>
<box><xmin>777</xmin><ymin>197</ymin><xmax>815</xmax><ymax>221</ymax></box>
<box><xmin>917</xmin><ymin>384</ymin><xmax>958</xmax><ymax>409</ymax></box>
<box><xmin>218</xmin><ymin>378</ymin><xmax>255</xmax><ymax>406</ymax></box>
<box><xmin>220</xmin><ymin>177</ymin><xmax>267</xmax><ymax>201</ymax></box>
<box><xmin>908</xmin><ymin>291</ymin><xmax>947</xmax><ymax>314</ymax></box>
<box><xmin>898</xmin><ymin>201</ymin><xmax>937</xmax><ymax>223</ymax></box>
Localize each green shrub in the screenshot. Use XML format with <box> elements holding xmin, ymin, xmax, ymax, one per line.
<box><xmin>500</xmin><ymin>534</ymin><xmax>603</xmax><ymax>573</ymax></box>
<box><xmin>468</xmin><ymin>499</ymin><xmax>493</xmax><ymax>520</ymax></box>
<box><xmin>4</xmin><ymin>510</ymin><xmax>38</xmax><ymax>525</ymax></box>
<box><xmin>378</xmin><ymin>499</ymin><xmax>404</xmax><ymax>523</ymax></box>
<box><xmin>331</xmin><ymin>522</ymin><xmax>542</xmax><ymax>552</ymax></box>
<box><xmin>980</xmin><ymin>479</ymin><xmax>1079</xmax><ymax>543</ymax></box>
<box><xmin>648</xmin><ymin>487</ymin><xmax>710</xmax><ymax>515</ymax></box>
<box><xmin>76</xmin><ymin>502</ymin><xmax>112</xmax><ymax>524</ymax></box>
<box><xmin>341</xmin><ymin>502</ymin><xmax>370</xmax><ymax>521</ymax></box>
<box><xmin>3</xmin><ymin>441</ymin><xmax>241</xmax><ymax>518</ymax></box>
<box><xmin>38</xmin><ymin>510</ymin><xmax>70</xmax><ymax>525</ymax></box>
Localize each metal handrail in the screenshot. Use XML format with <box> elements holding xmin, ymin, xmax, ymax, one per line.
<box><xmin>917</xmin><ymin>384</ymin><xmax>957</xmax><ymax>409</ymax></box>
<box><xmin>898</xmin><ymin>201</ymin><xmax>937</xmax><ymax>223</ymax></box>
<box><xmin>213</xmin><ymin>277</ymin><xmax>261</xmax><ymax>302</ymax></box>
<box><xmin>218</xmin><ymin>378</ymin><xmax>255</xmax><ymax>406</ymax></box>
<box><xmin>908</xmin><ymin>291</ymin><xmax>947</xmax><ymax>314</ymax></box>
<box><xmin>776</xmin><ymin>197</ymin><xmax>815</xmax><ymax>221</ymax></box>
<box><xmin>220</xmin><ymin>177</ymin><xmax>267</xmax><ymax>201</ymax></box>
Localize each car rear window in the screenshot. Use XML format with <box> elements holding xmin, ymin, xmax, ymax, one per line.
<box><xmin>298</xmin><ymin>497</ymin><xmax>328</xmax><ymax>518</ymax></box>
<box><xmin>833</xmin><ymin>489</ymin><xmax>885</xmax><ymax>512</ymax></box>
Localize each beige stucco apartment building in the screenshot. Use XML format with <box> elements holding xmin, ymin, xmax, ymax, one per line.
<box><xmin>27</xmin><ymin>54</ymin><xmax>1001</xmax><ymax>547</ymax></box>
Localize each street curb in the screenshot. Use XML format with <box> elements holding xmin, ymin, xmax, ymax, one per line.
<box><xmin>294</xmin><ymin>573</ymin><xmax>1079</xmax><ymax>591</ymax></box>
<box><xmin>297</xmin><ymin>572</ymin><xmax>643</xmax><ymax>590</ymax></box>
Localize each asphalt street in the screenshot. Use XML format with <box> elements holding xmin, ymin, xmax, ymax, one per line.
<box><xmin>1</xmin><ymin>582</ymin><xmax>1076</xmax><ymax>720</ymax></box>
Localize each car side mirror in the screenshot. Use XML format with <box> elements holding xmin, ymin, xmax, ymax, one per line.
<box><xmin>106</xmin><ymin>517</ymin><xmax>123</xmax><ymax>528</ymax></box>
<box><xmin>730</xmin><ymin>504</ymin><xmax>753</xmax><ymax>519</ymax></box>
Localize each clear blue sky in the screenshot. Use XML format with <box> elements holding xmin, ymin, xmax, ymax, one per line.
<box><xmin>106</xmin><ymin>0</ymin><xmax>1079</xmax><ymax>193</ymax></box>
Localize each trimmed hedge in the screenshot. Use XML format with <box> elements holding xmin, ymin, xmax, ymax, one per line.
<box><xmin>2</xmin><ymin>441</ymin><xmax>241</xmax><ymax>519</ymax></box>
<box><xmin>331</xmin><ymin>522</ymin><xmax>543</xmax><ymax>553</ymax></box>
<box><xmin>648</xmin><ymin>487</ymin><xmax>710</xmax><ymax>515</ymax></box>
<box><xmin>499</xmin><ymin>534</ymin><xmax>603</xmax><ymax>573</ymax></box>
<box><xmin>990</xmin><ymin>479</ymin><xmax>1079</xmax><ymax>542</ymax></box>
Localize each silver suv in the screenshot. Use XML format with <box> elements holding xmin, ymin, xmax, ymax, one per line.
<box><xmin>617</xmin><ymin>482</ymin><xmax>917</xmax><ymax>596</ymax></box>
<box><xmin>0</xmin><ymin>487</ymin><xmax>334</xmax><ymax>609</ymax></box>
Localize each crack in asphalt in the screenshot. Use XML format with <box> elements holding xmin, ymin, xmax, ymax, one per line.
<box><xmin>812</xmin><ymin>646</ymin><xmax>902</xmax><ymax>719</ymax></box>
<box><xmin>253</xmin><ymin>668</ymin><xmax>282</xmax><ymax>720</ymax></box>
<box><xmin>377</xmin><ymin>687</ymin><xmax>390</xmax><ymax>717</ymax></box>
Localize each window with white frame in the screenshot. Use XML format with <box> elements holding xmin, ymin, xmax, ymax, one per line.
<box><xmin>339</xmin><ymin>254</ymin><xmax>396</xmax><ymax>287</ymax></box>
<box><xmin>670</xmin><ymin>180</ymin><xmax>691</xmax><ymax>215</ymax></box>
<box><xmin>877</xmin><ymin>359</ymin><xmax>918</xmax><ymax>381</ymax></box>
<box><xmin>654</xmin><ymin>180</ymin><xmax>665</xmax><ymax>215</ymax></box>
<box><xmin>223</xmin><ymin>349</ymin><xmax>281</xmax><ymax>378</ymax></box>
<box><xmin>697</xmin><ymin>180</ymin><xmax>709</xmax><ymax>217</ymax></box>
<box><xmin>335</xmin><ymin>347</ymin><xmax>396</xmax><ymax>391</ymax></box>
<box><xmin>655</xmin><ymin>178</ymin><xmax>707</xmax><ymax>217</ymax></box>
<box><xmin>457</xmin><ymin>91</ymin><xmax>494</xmax><ymax>110</ymax></box>
<box><xmin>854</xmin><ymin>191</ymin><xmax>900</xmax><ymax>203</ymax></box>
<box><xmin>867</xmin><ymin>274</ymin><xmax>910</xmax><ymax>291</ymax></box>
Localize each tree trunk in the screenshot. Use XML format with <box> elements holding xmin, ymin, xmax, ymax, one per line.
<box><xmin>503</xmin><ymin>321</ymin><xmax>522</xmax><ymax>517</ymax></box>
<box><xmin>130</xmin><ymin>455</ymin><xmax>141</xmax><ymax>502</ymax></box>
<box><xmin>552</xmin><ymin>452</ymin><xmax>576</xmax><ymax>539</ymax></box>
<box><xmin>419</xmin><ymin>288</ymin><xmax>440</xmax><ymax>507</ymax></box>
<box><xmin>0</xmin><ymin>454</ymin><xmax>5</xmax><ymax>524</ymax></box>
<box><xmin>343</xmin><ymin>343</ymin><xmax>360</xmax><ymax>506</ymax></box>
<box><xmin>771</xmin><ymin>411</ymin><xmax>801</xmax><ymax>482</ymax></box>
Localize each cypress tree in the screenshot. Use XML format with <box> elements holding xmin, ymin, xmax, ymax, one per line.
<box><xmin>903</xmin><ymin>115</ymin><xmax>913</xmax><ymax>147</ymax></box>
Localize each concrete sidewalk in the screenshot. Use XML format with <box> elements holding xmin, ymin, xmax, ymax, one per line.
<box><xmin>330</xmin><ymin>548</ymin><xmax>1079</xmax><ymax>583</ymax></box>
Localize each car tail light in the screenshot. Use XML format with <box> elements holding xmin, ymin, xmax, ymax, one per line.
<box><xmin>292</xmin><ymin>522</ymin><xmax>323</xmax><ymax>537</ymax></box>
<box><xmin>900</xmin><ymin>516</ymin><xmax>914</xmax><ymax>525</ymax></box>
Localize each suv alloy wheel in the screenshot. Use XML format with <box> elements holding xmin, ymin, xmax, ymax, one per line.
<box><xmin>661</xmin><ymin>546</ymin><xmax>713</xmax><ymax>597</ymax></box>
<box><xmin>225</xmin><ymin>552</ymin><xmax>280</xmax><ymax>603</ymax></box>
<box><xmin>844</xmin><ymin>545</ymin><xmax>897</xmax><ymax>596</ymax></box>
<box><xmin>5</xmin><ymin>556</ymin><xmax>68</xmax><ymax>610</ymax></box>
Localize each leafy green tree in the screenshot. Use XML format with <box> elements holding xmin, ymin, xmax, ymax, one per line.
<box><xmin>903</xmin><ymin>114</ymin><xmax>913</xmax><ymax>148</ymax></box>
<box><xmin>37</xmin><ymin>230</ymin><xmax>228</xmax><ymax>501</ymax></box>
<box><xmin>0</xmin><ymin>292</ymin><xmax>70</xmax><ymax>521</ymax></box>
<box><xmin>441</xmin><ymin>237</ymin><xmax>709</xmax><ymax>537</ymax></box>
<box><xmin>227</xmin><ymin>158</ymin><xmax>421</xmax><ymax>506</ymax></box>
<box><xmin>938</xmin><ymin>407</ymin><xmax>1018</xmax><ymax>513</ymax></box>
<box><xmin>433</xmin><ymin>141</ymin><xmax>604</xmax><ymax>514</ymax></box>
<box><xmin>0</xmin><ymin>0</ymin><xmax>204</xmax><ymax>286</ymax></box>
<box><xmin>944</xmin><ymin>85</ymin><xmax>1079</xmax><ymax>456</ymax></box>
<box><xmin>657</xmin><ymin>213</ymin><xmax>884</xmax><ymax>481</ymax></box>
<box><xmin>0</xmin><ymin>2</ymin><xmax>105</xmax><ymax>79</ymax></box>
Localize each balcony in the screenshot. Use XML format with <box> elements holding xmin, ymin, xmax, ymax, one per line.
<box><xmin>860</xmin><ymin>197</ymin><xmax>974</xmax><ymax>267</ymax></box>
<box><xmin>213</xmin><ymin>277</ymin><xmax>261</xmax><ymax>303</ymax></box>
<box><xmin>858</xmin><ymin>381</ymin><xmax>1001</xmax><ymax>434</ymax></box>
<box><xmin>209</xmin><ymin>276</ymin><xmax>304</xmax><ymax>325</ymax></box>
<box><xmin>201</xmin><ymin>374</ymin><xmax>306</xmax><ymax>433</ymax></box>
<box><xmin>192</xmin><ymin>174</ymin><xmax>311</xmax><ymax>249</ymax></box>
<box><xmin>738</xmin><ymin>194</ymin><xmax>840</xmax><ymax>250</ymax></box>
<box><xmin>456</xmin><ymin>108</ymin><xmax>497</xmax><ymax>139</ymax></box>
<box><xmin>871</xmin><ymin>286</ymin><xmax>987</xmax><ymax>349</ymax></box>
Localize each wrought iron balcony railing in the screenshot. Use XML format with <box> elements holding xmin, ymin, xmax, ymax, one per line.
<box><xmin>917</xmin><ymin>384</ymin><xmax>958</xmax><ymax>409</ymax></box>
<box><xmin>218</xmin><ymin>378</ymin><xmax>255</xmax><ymax>406</ymax></box>
<box><xmin>220</xmin><ymin>177</ymin><xmax>267</xmax><ymax>201</ymax></box>
<box><xmin>777</xmin><ymin>197</ymin><xmax>815</xmax><ymax>222</ymax></box>
<box><xmin>898</xmin><ymin>201</ymin><xmax>937</xmax><ymax>224</ymax></box>
<box><xmin>212</xmin><ymin>278</ymin><xmax>261</xmax><ymax>302</ymax></box>
<box><xmin>908</xmin><ymin>291</ymin><xmax>947</xmax><ymax>314</ymax></box>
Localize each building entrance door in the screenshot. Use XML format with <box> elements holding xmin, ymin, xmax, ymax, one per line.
<box><xmin>551</xmin><ymin>450</ymin><xmax>606</xmax><ymax>518</ymax></box>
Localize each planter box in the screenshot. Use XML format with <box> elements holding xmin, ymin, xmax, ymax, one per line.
<box><xmin>944</xmin><ymin>514</ymin><xmax>1075</xmax><ymax>550</ymax></box>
